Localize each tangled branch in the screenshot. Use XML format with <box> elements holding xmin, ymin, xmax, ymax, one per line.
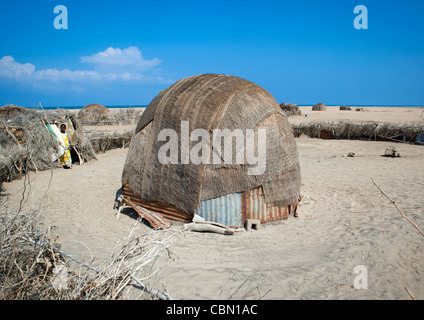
<box><xmin>0</xmin><ymin>202</ymin><xmax>179</xmax><ymax>300</ymax></box>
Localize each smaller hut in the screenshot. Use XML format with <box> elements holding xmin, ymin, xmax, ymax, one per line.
<box><xmin>340</xmin><ymin>105</ymin><xmax>351</xmax><ymax>111</ymax></box>
<box><xmin>280</xmin><ymin>103</ymin><xmax>301</xmax><ymax>116</ymax></box>
<box><xmin>78</xmin><ymin>104</ymin><xmax>111</xmax><ymax>125</ymax></box>
<box><xmin>0</xmin><ymin>105</ymin><xmax>29</xmax><ymax>119</ymax></box>
<box><xmin>0</xmin><ymin>108</ymin><xmax>96</xmax><ymax>182</ymax></box>
<box><xmin>312</xmin><ymin>103</ymin><xmax>326</xmax><ymax>111</ymax></box>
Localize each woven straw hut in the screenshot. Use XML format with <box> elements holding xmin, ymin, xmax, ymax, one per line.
<box><xmin>78</xmin><ymin>104</ymin><xmax>110</xmax><ymax>125</ymax></box>
<box><xmin>280</xmin><ymin>103</ymin><xmax>301</xmax><ymax>116</ymax></box>
<box><xmin>0</xmin><ymin>105</ymin><xmax>29</xmax><ymax>119</ymax></box>
<box><xmin>121</xmin><ymin>74</ymin><xmax>301</xmax><ymax>227</ymax></box>
<box><xmin>312</xmin><ymin>103</ymin><xmax>326</xmax><ymax>111</ymax></box>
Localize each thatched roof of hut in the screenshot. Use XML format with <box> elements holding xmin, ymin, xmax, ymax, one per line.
<box><xmin>312</xmin><ymin>103</ymin><xmax>326</xmax><ymax>111</ymax></box>
<box><xmin>78</xmin><ymin>104</ymin><xmax>110</xmax><ymax>125</ymax></box>
<box><xmin>82</xmin><ymin>103</ymin><xmax>108</xmax><ymax>111</ymax></box>
<box><xmin>122</xmin><ymin>74</ymin><xmax>301</xmax><ymax>220</ymax></box>
<box><xmin>0</xmin><ymin>105</ymin><xmax>30</xmax><ymax>120</ymax></box>
<box><xmin>280</xmin><ymin>103</ymin><xmax>301</xmax><ymax>116</ymax></box>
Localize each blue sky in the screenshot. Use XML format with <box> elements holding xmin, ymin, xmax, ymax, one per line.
<box><xmin>0</xmin><ymin>0</ymin><xmax>423</xmax><ymax>107</ymax></box>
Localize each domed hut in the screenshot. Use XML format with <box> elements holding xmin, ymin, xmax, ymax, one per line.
<box><xmin>0</xmin><ymin>105</ymin><xmax>29</xmax><ymax>120</ymax></box>
<box><xmin>280</xmin><ymin>103</ymin><xmax>301</xmax><ymax>116</ymax></box>
<box><xmin>121</xmin><ymin>74</ymin><xmax>301</xmax><ymax>228</ymax></box>
<box><xmin>78</xmin><ymin>104</ymin><xmax>110</xmax><ymax>125</ymax></box>
<box><xmin>312</xmin><ymin>103</ymin><xmax>326</xmax><ymax>111</ymax></box>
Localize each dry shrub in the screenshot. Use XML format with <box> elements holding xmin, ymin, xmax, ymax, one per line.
<box><xmin>0</xmin><ymin>201</ymin><xmax>64</xmax><ymax>300</ymax></box>
<box><xmin>0</xmin><ymin>105</ymin><xmax>29</xmax><ymax>118</ymax></box>
<box><xmin>106</xmin><ymin>108</ymin><xmax>144</xmax><ymax>125</ymax></box>
<box><xmin>0</xmin><ymin>200</ymin><xmax>179</xmax><ymax>300</ymax></box>
<box><xmin>0</xmin><ymin>111</ymin><xmax>58</xmax><ymax>182</ymax></box>
<box><xmin>292</xmin><ymin>120</ymin><xmax>424</xmax><ymax>143</ymax></box>
<box><xmin>88</xmin><ymin>130</ymin><xmax>134</xmax><ymax>154</ymax></box>
<box><xmin>78</xmin><ymin>106</ymin><xmax>144</xmax><ymax>126</ymax></box>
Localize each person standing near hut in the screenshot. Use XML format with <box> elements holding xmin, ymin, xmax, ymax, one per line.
<box><xmin>59</xmin><ymin>124</ymin><xmax>72</xmax><ymax>169</ymax></box>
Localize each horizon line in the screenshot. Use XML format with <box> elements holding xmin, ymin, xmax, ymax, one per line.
<box><xmin>24</xmin><ymin>104</ymin><xmax>424</xmax><ymax>109</ymax></box>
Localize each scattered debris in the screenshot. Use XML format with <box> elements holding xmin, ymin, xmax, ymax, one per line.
<box><xmin>183</xmin><ymin>214</ymin><xmax>243</xmax><ymax>235</ymax></box>
<box><xmin>244</xmin><ymin>219</ymin><xmax>261</xmax><ymax>231</ymax></box>
<box><xmin>384</xmin><ymin>147</ymin><xmax>400</xmax><ymax>158</ymax></box>
<box><xmin>184</xmin><ymin>222</ymin><xmax>234</xmax><ymax>235</ymax></box>
<box><xmin>347</xmin><ymin>152</ymin><xmax>356</xmax><ymax>157</ymax></box>
<box><xmin>299</xmin><ymin>133</ymin><xmax>308</xmax><ymax>139</ymax></box>
<box><xmin>294</xmin><ymin>194</ymin><xmax>305</xmax><ymax>217</ymax></box>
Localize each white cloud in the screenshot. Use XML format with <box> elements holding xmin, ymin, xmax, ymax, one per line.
<box><xmin>0</xmin><ymin>56</ymin><xmax>35</xmax><ymax>80</ymax></box>
<box><xmin>0</xmin><ymin>47</ymin><xmax>170</xmax><ymax>85</ymax></box>
<box><xmin>0</xmin><ymin>56</ymin><xmax>101</xmax><ymax>82</ymax></box>
<box><xmin>34</xmin><ymin>68</ymin><xmax>101</xmax><ymax>82</ymax></box>
<box><xmin>81</xmin><ymin>46</ymin><xmax>162</xmax><ymax>73</ymax></box>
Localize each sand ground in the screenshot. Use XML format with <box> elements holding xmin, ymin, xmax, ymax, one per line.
<box><xmin>1</xmin><ymin>107</ymin><xmax>424</xmax><ymax>300</ymax></box>
<box><xmin>291</xmin><ymin>106</ymin><xmax>424</xmax><ymax>125</ymax></box>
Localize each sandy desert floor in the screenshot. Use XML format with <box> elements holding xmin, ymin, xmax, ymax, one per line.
<box><xmin>1</xmin><ymin>107</ymin><xmax>424</xmax><ymax>300</ymax></box>
<box><xmin>292</xmin><ymin>106</ymin><xmax>424</xmax><ymax>125</ymax></box>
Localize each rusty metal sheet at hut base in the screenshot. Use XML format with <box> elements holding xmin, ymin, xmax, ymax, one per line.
<box><xmin>196</xmin><ymin>186</ymin><xmax>298</xmax><ymax>228</ymax></box>
<box><xmin>123</xmin><ymin>198</ymin><xmax>173</xmax><ymax>230</ymax></box>
<box><xmin>122</xmin><ymin>185</ymin><xmax>193</xmax><ymax>223</ymax></box>
<box><xmin>122</xmin><ymin>184</ymin><xmax>298</xmax><ymax>230</ymax></box>
<box><xmin>242</xmin><ymin>187</ymin><xmax>298</xmax><ymax>224</ymax></box>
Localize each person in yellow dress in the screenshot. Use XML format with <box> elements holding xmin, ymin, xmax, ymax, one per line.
<box><xmin>59</xmin><ymin>124</ymin><xmax>72</xmax><ymax>169</ymax></box>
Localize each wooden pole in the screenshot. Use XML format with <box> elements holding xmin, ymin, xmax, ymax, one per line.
<box><xmin>371</xmin><ymin>177</ymin><xmax>424</xmax><ymax>238</ymax></box>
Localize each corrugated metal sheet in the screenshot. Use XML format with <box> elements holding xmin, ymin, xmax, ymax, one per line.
<box><xmin>122</xmin><ymin>185</ymin><xmax>193</xmax><ymax>222</ymax></box>
<box><xmin>243</xmin><ymin>187</ymin><xmax>294</xmax><ymax>223</ymax></box>
<box><xmin>196</xmin><ymin>192</ymin><xmax>243</xmax><ymax>228</ymax></box>
<box><xmin>196</xmin><ymin>187</ymin><xmax>298</xmax><ymax>228</ymax></box>
<box><xmin>124</xmin><ymin>183</ymin><xmax>298</xmax><ymax>228</ymax></box>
